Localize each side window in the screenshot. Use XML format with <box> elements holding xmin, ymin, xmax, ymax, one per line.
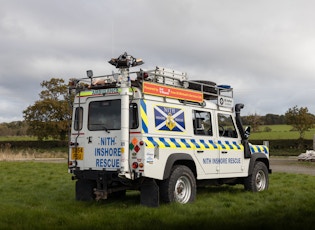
<box><xmin>129</xmin><ymin>103</ymin><xmax>139</xmax><ymax>129</ymax></box>
<box><xmin>217</xmin><ymin>113</ymin><xmax>238</xmax><ymax>138</ymax></box>
<box><xmin>74</xmin><ymin>107</ymin><xmax>83</xmax><ymax>131</ymax></box>
<box><xmin>193</xmin><ymin>110</ymin><xmax>212</xmax><ymax>136</ymax></box>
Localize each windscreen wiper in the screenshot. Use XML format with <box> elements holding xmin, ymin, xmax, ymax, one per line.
<box><xmin>103</xmin><ymin>126</ymin><xmax>110</xmax><ymax>133</ymax></box>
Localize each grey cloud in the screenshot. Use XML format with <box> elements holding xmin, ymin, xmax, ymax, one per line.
<box><xmin>1</xmin><ymin>0</ymin><xmax>315</xmax><ymax>122</ymax></box>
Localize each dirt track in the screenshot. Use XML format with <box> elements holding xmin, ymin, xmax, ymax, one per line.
<box><xmin>270</xmin><ymin>156</ymin><xmax>315</xmax><ymax>176</ymax></box>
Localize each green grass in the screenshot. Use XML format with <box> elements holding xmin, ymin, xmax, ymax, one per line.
<box><xmin>0</xmin><ymin>136</ymin><xmax>38</xmax><ymax>141</ymax></box>
<box><xmin>250</xmin><ymin>124</ymin><xmax>315</xmax><ymax>140</ymax></box>
<box><xmin>1</xmin><ymin>162</ymin><xmax>315</xmax><ymax>229</ymax></box>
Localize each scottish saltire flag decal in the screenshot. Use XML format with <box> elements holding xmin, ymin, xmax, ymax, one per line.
<box><xmin>154</xmin><ymin>106</ymin><xmax>185</xmax><ymax>132</ymax></box>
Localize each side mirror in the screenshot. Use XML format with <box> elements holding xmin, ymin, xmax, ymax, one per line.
<box><xmin>244</xmin><ymin>126</ymin><xmax>251</xmax><ymax>139</ymax></box>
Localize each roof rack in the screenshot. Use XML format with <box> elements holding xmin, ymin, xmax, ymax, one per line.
<box><xmin>136</xmin><ymin>67</ymin><xmax>233</xmax><ymax>99</ymax></box>
<box><xmin>138</xmin><ymin>66</ymin><xmax>188</xmax><ymax>87</ymax></box>
<box><xmin>69</xmin><ymin>66</ymin><xmax>234</xmax><ymax>107</ymax></box>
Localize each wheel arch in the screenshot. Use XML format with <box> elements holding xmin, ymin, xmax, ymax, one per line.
<box><xmin>162</xmin><ymin>153</ymin><xmax>197</xmax><ymax>180</ymax></box>
<box><xmin>248</xmin><ymin>153</ymin><xmax>272</xmax><ymax>175</ymax></box>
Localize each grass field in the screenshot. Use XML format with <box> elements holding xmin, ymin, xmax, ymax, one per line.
<box><xmin>0</xmin><ymin>136</ymin><xmax>38</xmax><ymax>141</ymax></box>
<box><xmin>250</xmin><ymin>124</ymin><xmax>315</xmax><ymax>140</ymax></box>
<box><xmin>1</xmin><ymin>161</ymin><xmax>315</xmax><ymax>229</ymax></box>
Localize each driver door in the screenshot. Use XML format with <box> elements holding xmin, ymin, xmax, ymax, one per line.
<box><xmin>217</xmin><ymin>112</ymin><xmax>244</xmax><ymax>174</ymax></box>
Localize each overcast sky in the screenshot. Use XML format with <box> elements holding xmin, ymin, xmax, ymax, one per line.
<box><xmin>1</xmin><ymin>0</ymin><xmax>315</xmax><ymax>123</ymax></box>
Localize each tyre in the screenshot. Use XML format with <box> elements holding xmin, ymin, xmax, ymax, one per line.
<box><xmin>244</xmin><ymin>161</ymin><xmax>269</xmax><ymax>192</ymax></box>
<box><xmin>159</xmin><ymin>165</ymin><xmax>196</xmax><ymax>204</ymax></box>
<box><xmin>75</xmin><ymin>179</ymin><xmax>96</xmax><ymax>201</ymax></box>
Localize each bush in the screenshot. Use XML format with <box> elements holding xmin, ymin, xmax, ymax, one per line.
<box><xmin>263</xmin><ymin>126</ymin><xmax>272</xmax><ymax>132</ymax></box>
<box><xmin>0</xmin><ymin>140</ymin><xmax>67</xmax><ymax>150</ymax></box>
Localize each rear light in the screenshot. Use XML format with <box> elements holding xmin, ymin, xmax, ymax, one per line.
<box><xmin>132</xmin><ymin>162</ymin><xmax>138</xmax><ymax>169</ymax></box>
<box><xmin>136</xmin><ymin>71</ymin><xmax>149</xmax><ymax>79</ymax></box>
<box><xmin>139</xmin><ymin>163</ymin><xmax>144</xmax><ymax>168</ymax></box>
<box><xmin>68</xmin><ymin>161</ymin><xmax>77</xmax><ymax>168</ymax></box>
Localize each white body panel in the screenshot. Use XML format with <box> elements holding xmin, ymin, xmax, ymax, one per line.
<box><xmin>69</xmin><ymin>83</ymin><xmax>269</xmax><ymax>181</ymax></box>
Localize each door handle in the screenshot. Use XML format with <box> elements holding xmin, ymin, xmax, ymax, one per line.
<box><xmin>221</xmin><ymin>151</ymin><xmax>228</xmax><ymax>154</ymax></box>
<box><xmin>197</xmin><ymin>150</ymin><xmax>204</xmax><ymax>153</ymax></box>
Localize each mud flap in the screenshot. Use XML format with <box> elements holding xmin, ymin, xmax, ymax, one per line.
<box><xmin>140</xmin><ymin>178</ymin><xmax>159</xmax><ymax>207</ymax></box>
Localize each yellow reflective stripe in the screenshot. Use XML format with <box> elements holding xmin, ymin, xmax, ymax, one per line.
<box><xmin>185</xmin><ymin>140</ymin><xmax>195</xmax><ymax>149</ymax></box>
<box><xmin>144</xmin><ymin>140</ymin><xmax>155</xmax><ymax>148</ymax></box>
<box><xmin>230</xmin><ymin>143</ymin><xmax>242</xmax><ymax>150</ymax></box>
<box><xmin>79</xmin><ymin>91</ymin><xmax>93</xmax><ymax>96</ymax></box>
<box><xmin>155</xmin><ymin>139</ymin><xmax>167</xmax><ymax>148</ymax></box>
<box><xmin>140</xmin><ymin>108</ymin><xmax>148</xmax><ymax>133</ymax></box>
<box><xmin>165</xmin><ymin>139</ymin><xmax>177</xmax><ymax>148</ymax></box>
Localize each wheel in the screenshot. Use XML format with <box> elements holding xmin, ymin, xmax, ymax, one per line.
<box><xmin>244</xmin><ymin>161</ymin><xmax>269</xmax><ymax>192</ymax></box>
<box><xmin>75</xmin><ymin>179</ymin><xmax>96</xmax><ymax>201</ymax></box>
<box><xmin>159</xmin><ymin>165</ymin><xmax>196</xmax><ymax>204</ymax></box>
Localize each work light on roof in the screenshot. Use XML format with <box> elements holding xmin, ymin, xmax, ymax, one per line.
<box><xmin>86</xmin><ymin>70</ymin><xmax>93</xmax><ymax>78</ymax></box>
<box><xmin>108</xmin><ymin>52</ymin><xmax>143</xmax><ymax>69</ymax></box>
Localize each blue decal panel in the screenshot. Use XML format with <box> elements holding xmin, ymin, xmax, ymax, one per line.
<box><xmin>154</xmin><ymin>106</ymin><xmax>185</xmax><ymax>132</ymax></box>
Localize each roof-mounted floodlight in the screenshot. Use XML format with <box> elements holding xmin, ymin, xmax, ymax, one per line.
<box><xmin>108</xmin><ymin>52</ymin><xmax>143</xmax><ymax>69</ymax></box>
<box><xmin>86</xmin><ymin>70</ymin><xmax>93</xmax><ymax>78</ymax></box>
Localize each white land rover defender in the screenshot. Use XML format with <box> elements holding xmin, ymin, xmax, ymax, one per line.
<box><xmin>68</xmin><ymin>53</ymin><xmax>271</xmax><ymax>207</ymax></box>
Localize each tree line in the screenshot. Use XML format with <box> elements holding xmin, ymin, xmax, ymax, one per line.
<box><xmin>0</xmin><ymin>78</ymin><xmax>314</xmax><ymax>140</ymax></box>
<box><xmin>242</xmin><ymin>114</ymin><xmax>286</xmax><ymax>126</ymax></box>
<box><xmin>0</xmin><ymin>121</ymin><xmax>28</xmax><ymax>136</ymax></box>
<box><xmin>243</xmin><ymin>108</ymin><xmax>315</xmax><ymax>139</ymax></box>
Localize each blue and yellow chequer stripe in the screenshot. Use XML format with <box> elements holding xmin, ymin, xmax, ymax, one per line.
<box><xmin>143</xmin><ymin>137</ymin><xmax>268</xmax><ymax>154</ymax></box>
<box><xmin>217</xmin><ymin>140</ymin><xmax>242</xmax><ymax>150</ymax></box>
<box><xmin>250</xmin><ymin>144</ymin><xmax>269</xmax><ymax>154</ymax></box>
<box><xmin>143</xmin><ymin>137</ymin><xmax>245</xmax><ymax>151</ymax></box>
<box><xmin>140</xmin><ymin>100</ymin><xmax>148</xmax><ymax>133</ymax></box>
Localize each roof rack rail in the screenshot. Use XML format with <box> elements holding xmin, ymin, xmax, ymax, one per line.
<box><xmin>136</xmin><ymin>67</ymin><xmax>233</xmax><ymax>100</ymax></box>
<box><xmin>69</xmin><ymin>66</ymin><xmax>234</xmax><ymax>107</ymax></box>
